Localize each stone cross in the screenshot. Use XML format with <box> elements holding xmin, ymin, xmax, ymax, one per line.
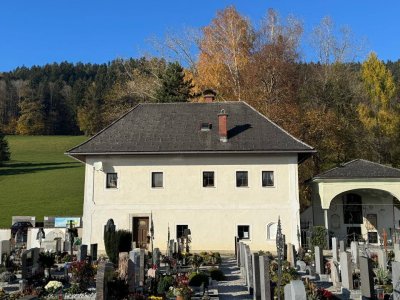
<box><xmin>259</xmin><ymin>255</ymin><xmax>271</xmax><ymax>300</ymax></box>
<box><xmin>252</xmin><ymin>253</ymin><xmax>261</xmax><ymax>300</ymax></box>
<box><xmin>331</xmin><ymin>237</ymin><xmax>338</xmax><ymax>262</ymax></box>
<box><xmin>360</xmin><ymin>256</ymin><xmax>374</xmax><ymax>299</ymax></box>
<box><xmin>314</xmin><ymin>246</ymin><xmax>324</xmax><ymax>275</ymax></box>
<box><xmin>340</xmin><ymin>251</ymin><xmax>353</xmax><ymax>290</ymax></box>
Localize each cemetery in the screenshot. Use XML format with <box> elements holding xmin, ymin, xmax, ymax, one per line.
<box><xmin>1</xmin><ymin>214</ymin><xmax>400</xmax><ymax>299</ymax></box>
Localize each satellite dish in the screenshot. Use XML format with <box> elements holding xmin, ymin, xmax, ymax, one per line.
<box><xmin>94</xmin><ymin>161</ymin><xmax>103</xmax><ymax>171</ymax></box>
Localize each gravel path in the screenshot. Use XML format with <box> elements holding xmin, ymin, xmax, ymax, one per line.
<box><xmin>218</xmin><ymin>256</ymin><xmax>252</xmax><ymax>299</ymax></box>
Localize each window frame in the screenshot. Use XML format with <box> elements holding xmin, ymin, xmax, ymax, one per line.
<box><xmin>106</xmin><ymin>173</ymin><xmax>118</xmax><ymax>189</ymax></box>
<box><xmin>237</xmin><ymin>225</ymin><xmax>250</xmax><ymax>240</ymax></box>
<box><xmin>202</xmin><ymin>171</ymin><xmax>215</xmax><ymax>188</ymax></box>
<box><xmin>151</xmin><ymin>172</ymin><xmax>164</xmax><ymax>188</ymax></box>
<box><xmin>262</xmin><ymin>171</ymin><xmax>275</xmax><ymax>187</ymax></box>
<box><xmin>236</xmin><ymin>171</ymin><xmax>248</xmax><ymax>187</ymax></box>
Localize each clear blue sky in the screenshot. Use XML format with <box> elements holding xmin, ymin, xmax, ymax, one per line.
<box><xmin>1</xmin><ymin>0</ymin><xmax>399</xmax><ymax>71</ymax></box>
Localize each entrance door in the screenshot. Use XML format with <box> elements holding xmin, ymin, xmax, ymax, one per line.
<box><xmin>133</xmin><ymin>217</ymin><xmax>149</xmax><ymax>249</ymax></box>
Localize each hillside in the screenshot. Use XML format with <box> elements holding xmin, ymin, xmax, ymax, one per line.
<box><xmin>0</xmin><ymin>136</ymin><xmax>86</xmax><ymax>228</ymax></box>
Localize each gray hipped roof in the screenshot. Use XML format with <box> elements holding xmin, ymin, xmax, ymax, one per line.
<box><xmin>313</xmin><ymin>159</ymin><xmax>400</xmax><ymax>180</ymax></box>
<box><xmin>67</xmin><ymin>102</ymin><xmax>315</xmax><ymax>159</ymax></box>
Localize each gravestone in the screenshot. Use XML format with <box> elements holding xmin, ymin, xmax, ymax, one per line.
<box><xmin>168</xmin><ymin>240</ymin><xmax>174</xmax><ymax>256</ymax></box>
<box><xmin>90</xmin><ymin>244</ymin><xmax>98</xmax><ymax>261</ymax></box>
<box><xmin>332</xmin><ymin>237</ymin><xmax>338</xmax><ymax>262</ymax></box>
<box><xmin>21</xmin><ymin>248</ymin><xmax>40</xmax><ymax>279</ymax></box>
<box><xmin>314</xmin><ymin>246</ymin><xmax>324</xmax><ymax>274</ymax></box>
<box><xmin>0</xmin><ymin>240</ymin><xmax>11</xmax><ymax>265</ymax></box>
<box><xmin>340</xmin><ymin>251</ymin><xmax>353</xmax><ymax>290</ymax></box>
<box><xmin>392</xmin><ymin>261</ymin><xmax>400</xmax><ymax>300</ymax></box>
<box><xmin>118</xmin><ymin>252</ymin><xmax>129</xmax><ymax>281</ymax></box>
<box><xmin>63</xmin><ymin>241</ymin><xmax>70</xmax><ymax>253</ymax></box>
<box><xmin>78</xmin><ymin>244</ymin><xmax>88</xmax><ymax>262</ymax></box>
<box><xmin>287</xmin><ymin>243</ymin><xmax>295</xmax><ymax>267</ymax></box>
<box><xmin>153</xmin><ymin>247</ymin><xmax>160</xmax><ymax>266</ymax></box>
<box><xmin>360</xmin><ymin>256</ymin><xmax>374</xmax><ymax>299</ymax></box>
<box><xmin>41</xmin><ymin>240</ymin><xmax>57</xmax><ymax>252</ymax></box>
<box><xmin>259</xmin><ymin>255</ymin><xmax>271</xmax><ymax>300</ymax></box>
<box><xmin>329</xmin><ymin>259</ymin><xmax>340</xmax><ymax>289</ymax></box>
<box><xmin>19</xmin><ymin>279</ymin><xmax>28</xmax><ymax>292</ymax></box>
<box><xmin>252</xmin><ymin>253</ymin><xmax>261</xmax><ymax>300</ymax></box>
<box><xmin>96</xmin><ymin>261</ymin><xmax>114</xmax><ymax>300</ymax></box>
<box><xmin>339</xmin><ymin>240</ymin><xmax>345</xmax><ymax>253</ymax></box>
<box><xmin>394</xmin><ymin>244</ymin><xmax>400</xmax><ymax>262</ymax></box>
<box><xmin>244</xmin><ymin>245</ymin><xmax>253</xmax><ymax>293</ymax></box>
<box><xmin>350</xmin><ymin>241</ymin><xmax>359</xmax><ymax>266</ymax></box>
<box><xmin>284</xmin><ymin>280</ymin><xmax>306</xmax><ymax>300</ymax></box>
<box><xmin>240</xmin><ymin>243</ymin><xmax>246</xmax><ymax>276</ymax></box>
<box><xmin>377</xmin><ymin>249</ymin><xmax>387</xmax><ymax>269</ymax></box>
<box><xmin>139</xmin><ymin>249</ymin><xmax>145</xmax><ymax>286</ymax></box>
<box><xmin>129</xmin><ymin>248</ymin><xmax>140</xmax><ymax>292</ymax></box>
<box><xmin>55</xmin><ymin>238</ymin><xmax>62</xmax><ymax>252</ymax></box>
<box><xmin>296</xmin><ymin>260</ymin><xmax>306</xmax><ymax>272</ymax></box>
<box><xmin>236</xmin><ymin>241</ymin><xmax>241</xmax><ymax>266</ymax></box>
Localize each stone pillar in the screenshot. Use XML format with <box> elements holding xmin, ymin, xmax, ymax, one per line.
<box><xmin>340</xmin><ymin>252</ymin><xmax>353</xmax><ymax>290</ymax></box>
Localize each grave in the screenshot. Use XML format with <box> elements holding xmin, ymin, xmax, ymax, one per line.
<box><xmin>90</xmin><ymin>244</ymin><xmax>98</xmax><ymax>261</ymax></box>
<box><xmin>252</xmin><ymin>253</ymin><xmax>261</xmax><ymax>300</ymax></box>
<box><xmin>331</xmin><ymin>237</ymin><xmax>338</xmax><ymax>262</ymax></box>
<box><xmin>284</xmin><ymin>280</ymin><xmax>306</xmax><ymax>300</ymax></box>
<box><xmin>21</xmin><ymin>248</ymin><xmax>40</xmax><ymax>280</ymax></box>
<box><xmin>118</xmin><ymin>252</ymin><xmax>129</xmax><ymax>281</ymax></box>
<box><xmin>259</xmin><ymin>255</ymin><xmax>271</xmax><ymax>300</ymax></box>
<box><xmin>350</xmin><ymin>241</ymin><xmax>359</xmax><ymax>267</ymax></box>
<box><xmin>340</xmin><ymin>251</ymin><xmax>353</xmax><ymax>290</ymax></box>
<box><xmin>314</xmin><ymin>246</ymin><xmax>324</xmax><ymax>275</ymax></box>
<box><xmin>376</xmin><ymin>249</ymin><xmax>387</xmax><ymax>269</ymax></box>
<box><xmin>287</xmin><ymin>243</ymin><xmax>295</xmax><ymax>268</ymax></box>
<box><xmin>128</xmin><ymin>248</ymin><xmax>141</xmax><ymax>291</ymax></box>
<box><xmin>244</xmin><ymin>244</ymin><xmax>253</xmax><ymax>293</ymax></box>
<box><xmin>78</xmin><ymin>244</ymin><xmax>88</xmax><ymax>262</ymax></box>
<box><xmin>339</xmin><ymin>240</ymin><xmax>345</xmax><ymax>253</ymax></box>
<box><xmin>96</xmin><ymin>261</ymin><xmax>114</xmax><ymax>300</ymax></box>
<box><xmin>0</xmin><ymin>240</ymin><xmax>11</xmax><ymax>265</ymax></box>
<box><xmin>392</xmin><ymin>261</ymin><xmax>400</xmax><ymax>300</ymax></box>
<box><xmin>360</xmin><ymin>256</ymin><xmax>374</xmax><ymax>299</ymax></box>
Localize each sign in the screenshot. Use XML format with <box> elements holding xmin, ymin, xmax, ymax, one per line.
<box><xmin>54</xmin><ymin>217</ymin><xmax>81</xmax><ymax>228</ymax></box>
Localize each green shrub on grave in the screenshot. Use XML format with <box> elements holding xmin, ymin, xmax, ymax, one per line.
<box><xmin>209</xmin><ymin>267</ymin><xmax>225</xmax><ymax>281</ymax></box>
<box><xmin>157</xmin><ymin>275</ymin><xmax>174</xmax><ymax>294</ymax></box>
<box><xmin>104</xmin><ymin>229</ymin><xmax>132</xmax><ymax>264</ymax></box>
<box><xmin>310</xmin><ymin>226</ymin><xmax>327</xmax><ymax>250</ymax></box>
<box><xmin>188</xmin><ymin>272</ymin><xmax>209</xmax><ymax>287</ymax></box>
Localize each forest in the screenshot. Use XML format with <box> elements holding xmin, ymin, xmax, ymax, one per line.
<box><xmin>1</xmin><ymin>7</ymin><xmax>400</xmax><ymax>205</ymax></box>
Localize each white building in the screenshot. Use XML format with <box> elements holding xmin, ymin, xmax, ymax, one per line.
<box><xmin>66</xmin><ymin>99</ymin><xmax>315</xmax><ymax>253</ymax></box>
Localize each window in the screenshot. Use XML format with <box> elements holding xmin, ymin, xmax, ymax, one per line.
<box><xmin>262</xmin><ymin>171</ymin><xmax>274</xmax><ymax>187</ymax></box>
<box><xmin>267</xmin><ymin>222</ymin><xmax>278</xmax><ymax>240</ymax></box>
<box><xmin>152</xmin><ymin>172</ymin><xmax>163</xmax><ymax>188</ymax></box>
<box><xmin>106</xmin><ymin>173</ymin><xmax>118</xmax><ymax>189</ymax></box>
<box><xmin>237</xmin><ymin>225</ymin><xmax>250</xmax><ymax>240</ymax></box>
<box><xmin>236</xmin><ymin>171</ymin><xmax>248</xmax><ymax>187</ymax></box>
<box><xmin>203</xmin><ymin>171</ymin><xmax>215</xmax><ymax>187</ymax></box>
<box><xmin>176</xmin><ymin>225</ymin><xmax>188</xmax><ymax>239</ymax></box>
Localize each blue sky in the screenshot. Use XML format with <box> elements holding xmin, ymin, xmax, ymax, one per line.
<box><xmin>1</xmin><ymin>0</ymin><xmax>399</xmax><ymax>71</ymax></box>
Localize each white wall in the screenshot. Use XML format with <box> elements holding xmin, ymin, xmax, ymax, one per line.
<box><xmin>81</xmin><ymin>153</ymin><xmax>301</xmax><ymax>253</ymax></box>
<box><xmin>0</xmin><ymin>229</ymin><xmax>11</xmax><ymax>241</ymax></box>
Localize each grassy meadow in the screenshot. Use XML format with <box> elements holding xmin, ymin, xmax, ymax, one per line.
<box><xmin>0</xmin><ymin>136</ymin><xmax>87</xmax><ymax>228</ymax></box>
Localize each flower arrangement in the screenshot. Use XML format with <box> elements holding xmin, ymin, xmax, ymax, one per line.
<box><xmin>44</xmin><ymin>280</ymin><xmax>63</xmax><ymax>294</ymax></box>
<box><xmin>170</xmin><ymin>285</ymin><xmax>193</xmax><ymax>297</ymax></box>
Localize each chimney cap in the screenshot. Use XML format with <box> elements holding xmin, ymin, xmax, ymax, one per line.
<box><xmin>203</xmin><ymin>89</ymin><xmax>217</xmax><ymax>97</ymax></box>
<box><xmin>218</xmin><ymin>108</ymin><xmax>228</xmax><ymax>116</ymax></box>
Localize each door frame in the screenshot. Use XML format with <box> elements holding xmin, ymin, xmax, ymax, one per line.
<box><xmin>129</xmin><ymin>213</ymin><xmax>151</xmax><ymax>248</ymax></box>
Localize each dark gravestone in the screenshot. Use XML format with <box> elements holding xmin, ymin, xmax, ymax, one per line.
<box><xmin>78</xmin><ymin>244</ymin><xmax>88</xmax><ymax>262</ymax></box>
<box><xmin>259</xmin><ymin>255</ymin><xmax>271</xmax><ymax>300</ymax></box>
<box><xmin>360</xmin><ymin>256</ymin><xmax>374</xmax><ymax>299</ymax></box>
<box><xmin>96</xmin><ymin>262</ymin><xmax>114</xmax><ymax>300</ymax></box>
<box><xmin>252</xmin><ymin>253</ymin><xmax>261</xmax><ymax>300</ymax></box>
<box><xmin>139</xmin><ymin>249</ymin><xmax>145</xmax><ymax>286</ymax></box>
<box><xmin>90</xmin><ymin>244</ymin><xmax>98</xmax><ymax>261</ymax></box>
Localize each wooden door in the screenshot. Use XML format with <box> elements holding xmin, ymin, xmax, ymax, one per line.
<box><xmin>133</xmin><ymin>217</ymin><xmax>149</xmax><ymax>249</ymax></box>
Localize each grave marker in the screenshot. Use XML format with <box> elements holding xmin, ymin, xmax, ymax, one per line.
<box><xmin>90</xmin><ymin>244</ymin><xmax>98</xmax><ymax>261</ymax></box>
<box><xmin>259</xmin><ymin>255</ymin><xmax>271</xmax><ymax>300</ymax></box>
<box><xmin>314</xmin><ymin>246</ymin><xmax>324</xmax><ymax>274</ymax></box>
<box><xmin>96</xmin><ymin>262</ymin><xmax>114</xmax><ymax>300</ymax></box>
<box><xmin>360</xmin><ymin>256</ymin><xmax>374</xmax><ymax>299</ymax></box>
<box><xmin>287</xmin><ymin>243</ymin><xmax>295</xmax><ymax>267</ymax></box>
<box><xmin>332</xmin><ymin>237</ymin><xmax>338</xmax><ymax>262</ymax></box>
<box><xmin>350</xmin><ymin>241</ymin><xmax>359</xmax><ymax>266</ymax></box>
<box><xmin>392</xmin><ymin>261</ymin><xmax>400</xmax><ymax>300</ymax></box>
<box><xmin>340</xmin><ymin>252</ymin><xmax>353</xmax><ymax>290</ymax></box>
<box><xmin>339</xmin><ymin>240</ymin><xmax>345</xmax><ymax>253</ymax></box>
<box><xmin>78</xmin><ymin>244</ymin><xmax>88</xmax><ymax>262</ymax></box>
<box><xmin>252</xmin><ymin>253</ymin><xmax>261</xmax><ymax>300</ymax></box>
<box><xmin>377</xmin><ymin>249</ymin><xmax>387</xmax><ymax>269</ymax></box>
<box><xmin>284</xmin><ymin>280</ymin><xmax>306</xmax><ymax>300</ymax></box>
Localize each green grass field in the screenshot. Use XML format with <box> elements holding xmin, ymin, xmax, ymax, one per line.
<box><xmin>0</xmin><ymin>136</ymin><xmax>87</xmax><ymax>228</ymax></box>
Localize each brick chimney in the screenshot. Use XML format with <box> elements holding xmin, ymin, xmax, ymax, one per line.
<box><xmin>218</xmin><ymin>109</ymin><xmax>228</xmax><ymax>142</ymax></box>
<box><xmin>203</xmin><ymin>89</ymin><xmax>216</xmax><ymax>103</ymax></box>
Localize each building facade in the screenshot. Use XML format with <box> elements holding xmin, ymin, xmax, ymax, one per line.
<box><xmin>67</xmin><ymin>101</ymin><xmax>315</xmax><ymax>253</ymax></box>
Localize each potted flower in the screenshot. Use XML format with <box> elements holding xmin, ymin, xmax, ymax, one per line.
<box><xmin>170</xmin><ymin>284</ymin><xmax>192</xmax><ymax>300</ymax></box>
<box><xmin>44</xmin><ymin>280</ymin><xmax>63</xmax><ymax>295</ymax></box>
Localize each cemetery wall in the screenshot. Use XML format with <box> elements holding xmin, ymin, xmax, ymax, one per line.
<box><xmin>26</xmin><ymin>228</ymin><xmax>68</xmax><ymax>249</ymax></box>
<box><xmin>81</xmin><ymin>154</ymin><xmax>301</xmax><ymax>253</ymax></box>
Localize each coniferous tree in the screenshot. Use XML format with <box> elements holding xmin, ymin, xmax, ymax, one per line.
<box><xmin>155</xmin><ymin>62</ymin><xmax>193</xmax><ymax>102</ymax></box>
<box><xmin>0</xmin><ymin>131</ymin><xmax>10</xmax><ymax>165</ymax></box>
